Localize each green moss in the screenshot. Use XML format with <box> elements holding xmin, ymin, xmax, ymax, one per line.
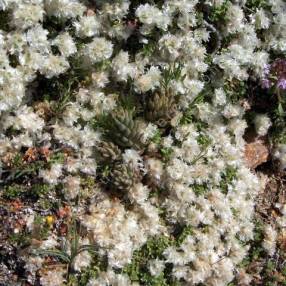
<box><xmin>282</xmin><ymin>266</ymin><xmax>286</xmax><ymax>276</ymax></box>
<box><xmin>246</xmin><ymin>0</ymin><xmax>271</xmax><ymax>10</ymax></box>
<box><xmin>77</xmin><ymin>268</ymin><xmax>98</xmax><ymax>286</ymax></box>
<box><xmin>38</xmin><ymin>197</ymin><xmax>55</xmax><ymax>210</ymax></box>
<box><xmin>180</xmin><ymin>110</ymin><xmax>209</xmax><ymax>131</ymax></box>
<box><xmin>76</xmin><ymin>255</ymin><xmax>108</xmax><ymax>286</ymax></box>
<box><xmin>48</xmin><ymin>152</ymin><xmax>66</xmax><ymax>165</ymax></box>
<box><xmin>4</xmin><ymin>159</ymin><xmax>45</xmax><ymax>184</ymax></box>
<box><xmin>142</xmin><ymin>41</ymin><xmax>157</xmax><ymax>57</ymax></box>
<box><xmin>2</xmin><ymin>151</ymin><xmax>65</xmax><ymax>185</ymax></box>
<box><xmin>265</xmin><ymin>282</ymin><xmax>276</xmax><ymax>286</ymax></box>
<box><xmin>143</xmin><ymin>236</ymin><xmax>173</xmax><ymax>259</ymax></box>
<box><xmin>209</xmin><ymin>1</ymin><xmax>231</xmax><ymax>23</ymax></box>
<box><xmin>32</xmin><ymin>215</ymin><xmax>50</xmax><ymax>240</ymax></box>
<box><xmin>175</xmin><ymin>225</ymin><xmax>193</xmax><ymax>246</ymax></box>
<box><xmin>12</xmin><ymin>153</ymin><xmax>23</xmax><ymax>168</ymax></box>
<box><xmin>9</xmin><ymin>232</ymin><xmax>31</xmax><ymax>248</ymax></box>
<box><xmin>191</xmin><ymin>183</ymin><xmax>208</xmax><ymax>197</ymax></box>
<box><xmin>2</xmin><ymin>182</ymin><xmax>53</xmax><ymax>202</ymax></box>
<box><xmin>270</xmin><ymin>125</ymin><xmax>286</xmax><ymax>145</ymax></box>
<box><xmin>151</xmin><ymin>130</ymin><xmax>162</xmax><ymax>145</ymax></box>
<box><xmin>160</xmin><ymin>147</ymin><xmax>173</xmax><ymax>162</ymax></box>
<box><xmin>3</xmin><ymin>185</ymin><xmax>25</xmax><ymax>200</ymax></box>
<box><xmin>30</xmin><ymin>184</ymin><xmax>52</xmax><ymax>199</ymax></box>
<box><xmin>197</xmin><ymin>134</ymin><xmax>212</xmax><ymax>147</ymax></box>
<box><xmin>81</xmin><ymin>176</ymin><xmax>96</xmax><ymax>189</ymax></box>
<box><xmin>238</xmin><ymin>219</ymin><xmax>265</xmax><ymax>268</ymax></box>
<box><xmin>141</xmin><ymin>272</ymin><xmax>168</xmax><ymax>286</ymax></box>
<box><xmin>219</xmin><ymin>167</ymin><xmax>237</xmax><ymax>194</ymax></box>
<box><xmin>266</xmin><ymin>261</ymin><xmax>275</xmax><ymax>273</ymax></box>
<box><xmin>223</xmin><ymin>79</ymin><xmax>247</xmax><ymax>104</ymax></box>
<box><xmin>123</xmin><ymin>236</ymin><xmax>173</xmax><ymax>283</ymax></box>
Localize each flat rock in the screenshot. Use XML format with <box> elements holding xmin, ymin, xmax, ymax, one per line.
<box><xmin>245</xmin><ymin>139</ymin><xmax>269</xmax><ymax>169</ymax></box>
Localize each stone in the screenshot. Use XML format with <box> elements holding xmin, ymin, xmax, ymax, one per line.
<box><xmin>245</xmin><ymin>139</ymin><xmax>269</xmax><ymax>169</ymax></box>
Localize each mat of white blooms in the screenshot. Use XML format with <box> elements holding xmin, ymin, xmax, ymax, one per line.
<box><xmin>0</xmin><ymin>0</ymin><xmax>286</xmax><ymax>286</ymax></box>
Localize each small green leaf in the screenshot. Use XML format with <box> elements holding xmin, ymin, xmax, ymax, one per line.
<box><xmin>37</xmin><ymin>249</ymin><xmax>71</xmax><ymax>263</ymax></box>
<box><xmin>278</xmin><ymin>103</ymin><xmax>284</xmax><ymax>116</ymax></box>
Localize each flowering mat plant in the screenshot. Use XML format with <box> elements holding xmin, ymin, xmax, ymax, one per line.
<box><xmin>0</xmin><ymin>0</ymin><xmax>286</xmax><ymax>285</ymax></box>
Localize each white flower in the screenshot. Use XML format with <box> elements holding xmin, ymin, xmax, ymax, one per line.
<box><xmin>0</xmin><ymin>67</ymin><xmax>25</xmax><ymax>113</ymax></box>
<box><xmin>80</xmin><ymin>157</ymin><xmax>97</xmax><ymax>175</ymax></box>
<box><xmin>3</xmin><ymin>105</ymin><xmax>44</xmax><ymax>133</ymax></box>
<box><xmin>122</xmin><ymin>149</ymin><xmax>144</xmax><ymax>171</ymax></box>
<box><xmin>134</xmin><ymin>66</ymin><xmax>161</xmax><ymax>93</ymax></box>
<box><xmin>52</xmin><ymin>32</ymin><xmax>77</xmax><ymax>57</ymax></box>
<box><xmin>164</xmin><ymin>0</ymin><xmax>197</xmax><ymax>14</ymax></box>
<box><xmin>177</xmin><ymin>12</ymin><xmax>197</xmax><ymax>30</ymax></box>
<box><xmin>73</xmin><ymin>250</ymin><xmax>92</xmax><ymax>272</ymax></box>
<box><xmin>225</xmin><ymin>5</ymin><xmax>245</xmax><ymax>34</ymax></box>
<box><xmin>252</xmin><ymin>51</ymin><xmax>269</xmax><ymax>77</ymax></box>
<box><xmin>213</xmin><ymin>88</ymin><xmax>226</xmax><ymax>106</ymax></box>
<box><xmin>26</xmin><ymin>25</ymin><xmax>49</xmax><ymax>52</ymax></box>
<box><xmin>91</xmin><ymin>71</ymin><xmax>109</xmax><ymax>88</ymax></box>
<box><xmin>262</xmin><ymin>224</ymin><xmax>277</xmax><ymax>256</ymax></box>
<box><xmin>89</xmin><ymin>90</ymin><xmax>117</xmax><ymax>115</ymax></box>
<box><xmin>40</xmin><ymin>235</ymin><xmax>59</xmax><ymax>249</ymax></box>
<box><xmin>40</xmin><ymin>55</ymin><xmax>70</xmax><ymax>78</ymax></box>
<box><xmin>213</xmin><ymin>47</ymin><xmax>250</xmax><ymax>80</ymax></box>
<box><xmin>159</xmin><ymin>34</ymin><xmax>182</xmax><ymax>61</ymax></box>
<box><xmin>129</xmin><ymin>183</ymin><xmax>149</xmax><ymax>204</ymax></box>
<box><xmin>45</xmin><ymin>0</ymin><xmax>86</xmax><ymax>18</ymax></box>
<box><xmin>74</xmin><ymin>15</ymin><xmax>100</xmax><ymax>38</ymax></box>
<box><xmin>136</xmin><ymin>3</ymin><xmax>171</xmax><ymax>33</ymax></box>
<box><xmin>12</xmin><ymin>4</ymin><xmax>44</xmax><ymax>30</ymax></box>
<box><xmin>222</xmin><ymin>104</ymin><xmax>243</xmax><ymax>119</ymax></box>
<box><xmin>64</xmin><ymin>176</ymin><xmax>81</xmax><ymax>200</ymax></box>
<box><xmin>148</xmin><ymin>259</ymin><xmax>165</xmax><ymax>276</ymax></box>
<box><xmin>273</xmin><ymin>144</ymin><xmax>286</xmax><ymax>170</ymax></box>
<box><xmin>141</xmin><ymin>123</ymin><xmax>158</xmax><ymax>143</ymax></box>
<box><xmin>40</xmin><ymin>269</ymin><xmax>65</xmax><ymax>286</ymax></box>
<box><xmin>253</xmin><ymin>8</ymin><xmax>270</xmax><ymax>29</ymax></box>
<box><xmin>112</xmin><ymin>51</ymin><xmax>137</xmax><ymax>81</ymax></box>
<box><xmin>183</xmin><ymin>78</ymin><xmax>204</xmax><ymax>105</ymax></box>
<box><xmin>87</xmin><ymin>269</ymin><xmax>132</xmax><ymax>286</ymax></box>
<box><xmin>39</xmin><ymin>164</ymin><xmax>63</xmax><ymax>185</ymax></box>
<box><xmin>84</xmin><ymin>37</ymin><xmax>113</xmax><ymax>63</ymax></box>
<box><xmin>82</xmin><ymin>198</ymin><xmax>146</xmax><ymax>268</ymax></box>
<box><xmin>162</xmin><ymin>135</ymin><xmax>174</xmax><ymax>148</ymax></box>
<box><xmin>25</xmin><ymin>213</ymin><xmax>35</xmax><ymax>231</ymax></box>
<box><xmin>135</xmin><ymin>4</ymin><xmax>160</xmax><ymax>25</ymax></box>
<box><xmin>146</xmin><ymin>158</ymin><xmax>164</xmax><ymax>182</ymax></box>
<box><xmin>254</xmin><ymin>114</ymin><xmax>271</xmax><ymax>136</ymax></box>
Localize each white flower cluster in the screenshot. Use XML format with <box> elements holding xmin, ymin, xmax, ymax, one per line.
<box><xmin>254</xmin><ymin>114</ymin><xmax>272</xmax><ymax>136</ymax></box>
<box><xmin>273</xmin><ymin>144</ymin><xmax>286</xmax><ymax>170</ymax></box>
<box><xmin>1</xmin><ymin>0</ymin><xmax>285</xmax><ymax>285</ymax></box>
<box><xmin>81</xmin><ymin>184</ymin><xmax>163</xmax><ymax>269</ymax></box>
<box><xmin>161</xmin><ymin>100</ymin><xmax>263</xmax><ymax>285</ymax></box>
<box><xmin>136</xmin><ymin>3</ymin><xmax>171</xmax><ymax>34</ymax></box>
<box><xmin>262</xmin><ymin>201</ymin><xmax>286</xmax><ymax>259</ymax></box>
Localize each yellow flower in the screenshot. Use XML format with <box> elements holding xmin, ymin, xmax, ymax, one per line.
<box><xmin>46</xmin><ymin>215</ymin><xmax>54</xmax><ymax>226</ymax></box>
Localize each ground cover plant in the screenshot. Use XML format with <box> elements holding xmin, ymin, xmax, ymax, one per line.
<box><xmin>0</xmin><ymin>0</ymin><xmax>286</xmax><ymax>285</ymax></box>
